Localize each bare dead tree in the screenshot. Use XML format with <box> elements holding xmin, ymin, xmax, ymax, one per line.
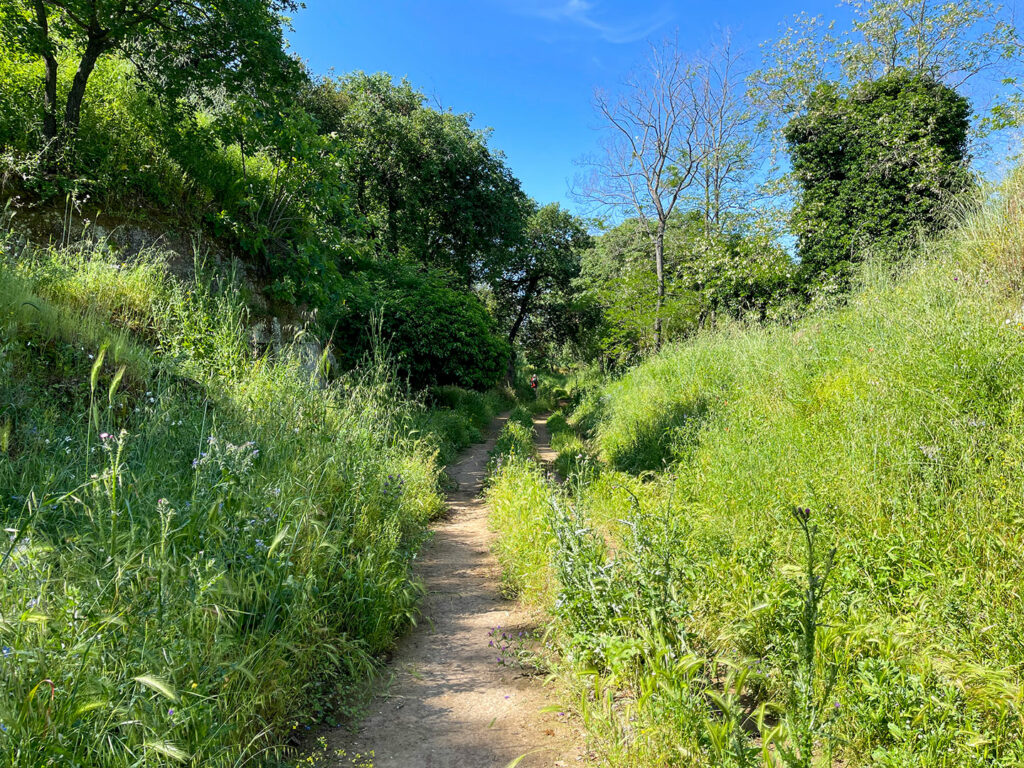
<box><xmin>692</xmin><ymin>30</ymin><xmax>760</xmax><ymax>237</ymax></box>
<box><xmin>576</xmin><ymin>35</ymin><xmax>702</xmax><ymax>351</ymax></box>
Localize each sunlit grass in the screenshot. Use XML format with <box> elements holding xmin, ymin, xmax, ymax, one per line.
<box><xmin>0</xmin><ymin>234</ymin><xmax>499</xmax><ymax>766</ymax></box>
<box><xmin>485</xmin><ymin>173</ymin><xmax>1024</xmax><ymax>765</ymax></box>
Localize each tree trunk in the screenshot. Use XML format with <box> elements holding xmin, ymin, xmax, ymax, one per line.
<box><xmin>653</xmin><ymin>225</ymin><xmax>665</xmax><ymax>351</ymax></box>
<box><xmin>63</xmin><ymin>33</ymin><xmax>108</xmax><ymax>139</ymax></box>
<box><xmin>505</xmin><ymin>274</ymin><xmax>539</xmax><ymax>385</ymax></box>
<box><xmin>33</xmin><ymin>1</ymin><xmax>58</xmax><ymax>145</ymax></box>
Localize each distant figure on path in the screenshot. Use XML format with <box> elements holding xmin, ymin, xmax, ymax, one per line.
<box><xmin>530</xmin><ymin>374</ymin><xmax>538</xmax><ymax>397</ymax></box>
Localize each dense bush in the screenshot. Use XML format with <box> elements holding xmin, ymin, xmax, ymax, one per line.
<box><xmin>328</xmin><ymin>261</ymin><xmax>511</xmax><ymax>391</ymax></box>
<box><xmin>785</xmin><ymin>69</ymin><xmax>972</xmax><ymax>288</ymax></box>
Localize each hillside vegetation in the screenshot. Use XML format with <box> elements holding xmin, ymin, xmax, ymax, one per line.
<box><xmin>486</xmin><ymin>174</ymin><xmax>1024</xmax><ymax>766</ymax></box>
<box><xmin>0</xmin><ymin>232</ymin><xmax>508</xmax><ymax>766</ymax></box>
<box><xmin>5</xmin><ymin>1</ymin><xmax>1024</xmax><ymax>765</ymax></box>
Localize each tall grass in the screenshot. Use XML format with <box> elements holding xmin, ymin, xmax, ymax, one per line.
<box><xmin>0</xmin><ymin>234</ymin><xmax>494</xmax><ymax>766</ymax></box>
<box><xmin>487</xmin><ymin>173</ymin><xmax>1024</xmax><ymax>765</ymax></box>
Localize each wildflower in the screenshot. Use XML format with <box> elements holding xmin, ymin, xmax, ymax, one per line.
<box><xmin>0</xmin><ymin>647</ymin><xmax>11</xmax><ymax>658</ymax></box>
<box><xmin>168</xmin><ymin>708</ymin><xmax>175</xmax><ymax>716</ymax></box>
<box><xmin>100</xmin><ymin>433</ymin><xmax>110</xmax><ymax>441</ymax></box>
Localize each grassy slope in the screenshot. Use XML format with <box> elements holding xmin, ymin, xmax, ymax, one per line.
<box><xmin>488</xmin><ymin>176</ymin><xmax>1024</xmax><ymax>765</ymax></box>
<box><xmin>0</xmin><ymin>235</ymin><xmax>505</xmax><ymax>766</ymax></box>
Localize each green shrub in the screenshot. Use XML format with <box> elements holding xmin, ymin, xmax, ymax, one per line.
<box><xmin>785</xmin><ymin>69</ymin><xmax>971</xmax><ymax>289</ymax></box>
<box><xmin>329</xmin><ymin>261</ymin><xmax>511</xmax><ymax>391</ymax></box>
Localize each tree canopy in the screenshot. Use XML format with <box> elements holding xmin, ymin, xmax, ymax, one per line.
<box><xmin>0</xmin><ymin>0</ymin><xmax>300</xmax><ymax>143</ymax></box>
<box><xmin>302</xmin><ymin>72</ymin><xmax>527</xmax><ymax>285</ymax></box>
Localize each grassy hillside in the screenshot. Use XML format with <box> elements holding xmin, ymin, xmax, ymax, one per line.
<box><xmin>0</xmin><ymin>232</ymin><xmax>506</xmax><ymax>766</ymax></box>
<box><xmin>487</xmin><ymin>173</ymin><xmax>1024</xmax><ymax>765</ymax></box>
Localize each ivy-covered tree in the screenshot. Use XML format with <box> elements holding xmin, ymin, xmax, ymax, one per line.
<box><xmin>751</xmin><ymin>0</ymin><xmax>1020</xmax><ymax>135</ymax></box>
<box><xmin>784</xmin><ymin>69</ymin><xmax>971</xmax><ymax>287</ymax></box>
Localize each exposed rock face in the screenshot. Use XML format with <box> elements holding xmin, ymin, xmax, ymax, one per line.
<box><xmin>5</xmin><ymin>206</ymin><xmax>231</xmax><ymax>280</ymax></box>
<box><xmin>249</xmin><ymin>316</ymin><xmax>337</xmax><ymax>384</ymax></box>
<box><xmin>6</xmin><ymin>204</ymin><xmax>336</xmax><ymax>384</ymax></box>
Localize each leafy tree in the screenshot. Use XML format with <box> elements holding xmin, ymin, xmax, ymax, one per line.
<box><xmin>578</xmin><ymin>218</ymin><xmax>696</xmax><ymax>365</ymax></box>
<box><xmin>0</xmin><ymin>0</ymin><xmax>300</xmax><ymax>146</ymax></box>
<box><xmin>578</xmin><ymin>211</ymin><xmax>790</xmax><ymax>364</ymax></box>
<box><xmin>301</xmin><ymin>72</ymin><xmax>527</xmax><ymax>285</ymax></box>
<box><xmin>751</xmin><ymin>0</ymin><xmax>1020</xmax><ymax>132</ymax></box>
<box><xmin>489</xmin><ymin>202</ymin><xmax>592</xmax><ymax>351</ymax></box>
<box><xmin>784</xmin><ymin>69</ymin><xmax>971</xmax><ymax>286</ymax></box>
<box><xmin>675</xmin><ymin>221</ymin><xmax>792</xmax><ymax>322</ymax></box>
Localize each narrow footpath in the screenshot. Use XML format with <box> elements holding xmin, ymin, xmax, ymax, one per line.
<box><xmin>326</xmin><ymin>414</ymin><xmax>586</xmax><ymax>768</ymax></box>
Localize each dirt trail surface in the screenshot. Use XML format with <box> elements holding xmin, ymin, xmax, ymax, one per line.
<box><xmin>533</xmin><ymin>414</ymin><xmax>558</xmax><ymax>469</ymax></box>
<box><xmin>326</xmin><ymin>414</ymin><xmax>586</xmax><ymax>768</ymax></box>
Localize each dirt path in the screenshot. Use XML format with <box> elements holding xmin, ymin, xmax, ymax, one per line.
<box><xmin>325</xmin><ymin>414</ymin><xmax>586</xmax><ymax>768</ymax></box>
<box><xmin>533</xmin><ymin>413</ymin><xmax>558</xmax><ymax>470</ymax></box>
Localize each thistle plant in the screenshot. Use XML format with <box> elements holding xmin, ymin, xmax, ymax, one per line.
<box><xmin>778</xmin><ymin>506</ymin><xmax>838</xmax><ymax>768</ymax></box>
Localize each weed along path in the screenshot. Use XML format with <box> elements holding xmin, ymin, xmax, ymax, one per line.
<box><xmin>325</xmin><ymin>414</ymin><xmax>585</xmax><ymax>768</ymax></box>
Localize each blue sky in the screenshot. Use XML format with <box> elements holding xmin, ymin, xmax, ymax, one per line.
<box><xmin>285</xmin><ymin>1</ymin><xmax>1012</xmax><ymax>211</ymax></box>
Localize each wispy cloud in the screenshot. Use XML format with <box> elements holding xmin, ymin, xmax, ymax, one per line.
<box><xmin>516</xmin><ymin>0</ymin><xmax>673</xmax><ymax>44</ymax></box>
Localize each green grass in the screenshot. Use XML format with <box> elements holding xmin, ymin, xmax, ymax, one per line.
<box><xmin>484</xmin><ymin>414</ymin><xmax>556</xmax><ymax>605</ymax></box>
<box><xmin>485</xmin><ymin>173</ymin><xmax>1024</xmax><ymax>765</ymax></box>
<box><xmin>0</xmin><ymin>234</ymin><xmax>498</xmax><ymax>766</ymax></box>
